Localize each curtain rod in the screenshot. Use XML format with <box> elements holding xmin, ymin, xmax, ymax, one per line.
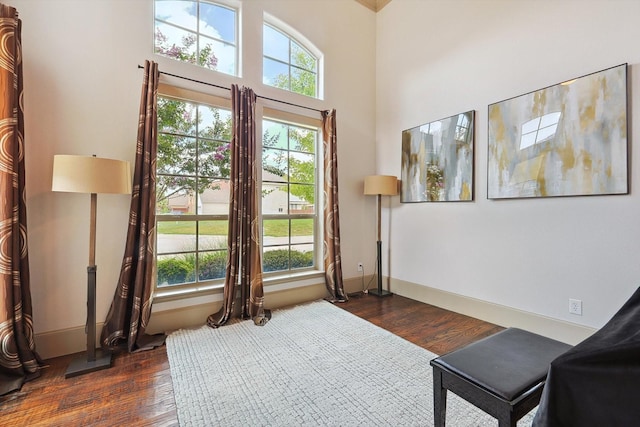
<box><xmin>138</xmin><ymin>65</ymin><xmax>324</xmax><ymax>113</ymax></box>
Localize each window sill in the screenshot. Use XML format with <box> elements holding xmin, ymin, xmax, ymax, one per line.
<box><xmin>153</xmin><ymin>270</ymin><xmax>325</xmax><ymax>304</ymax></box>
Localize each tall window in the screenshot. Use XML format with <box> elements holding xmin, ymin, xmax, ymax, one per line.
<box><xmin>152</xmin><ymin>5</ymin><xmax>324</xmax><ymax>294</ymax></box>
<box><xmin>154</xmin><ymin>0</ymin><xmax>238</xmax><ymax>76</ymax></box>
<box><xmin>156</xmin><ymin>94</ymin><xmax>232</xmax><ymax>289</ymax></box>
<box><xmin>155</xmin><ymin>92</ymin><xmax>321</xmax><ymax>290</ymax></box>
<box><xmin>263</xmin><ymin>23</ymin><xmax>318</xmax><ymax>98</ymax></box>
<box><xmin>262</xmin><ymin>118</ymin><xmax>317</xmax><ymax>273</ymax></box>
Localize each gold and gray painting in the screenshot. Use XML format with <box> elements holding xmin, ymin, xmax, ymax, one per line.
<box><xmin>401</xmin><ymin>111</ymin><xmax>474</xmax><ymax>202</ymax></box>
<box><xmin>487</xmin><ymin>63</ymin><xmax>627</xmax><ymax>199</ymax></box>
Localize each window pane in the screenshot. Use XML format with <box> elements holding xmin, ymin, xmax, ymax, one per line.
<box><xmin>263</xmin><ymin>247</ymin><xmax>290</xmax><ymax>272</ymax></box>
<box><xmin>199</xmin><ymin>143</ymin><xmax>230</xmax><ymax>179</ymax></box>
<box><xmin>290</xmin><ymin>247</ymin><xmax>313</xmax><ymax>270</ymax></box>
<box><xmin>198</xmin><ymin>250</ymin><xmax>227</xmax><ymax>281</ymax></box>
<box><xmin>155</xmin><ymin>1</ymin><xmax>197</xmax><ymax>31</ymax></box>
<box><xmin>262</xmin><ymin>184</ymin><xmax>288</xmax><ymax>214</ymax></box>
<box><xmin>198</xmin><ymin>181</ymin><xmax>230</xmax><ymax>214</ymax></box>
<box><xmin>157</xmin><ymin>254</ymin><xmax>196</xmax><ymax>287</ymax></box>
<box><xmin>157</xmin><ymin>135</ymin><xmax>197</xmax><ymax>175</ymax></box>
<box><xmin>291</xmin><ymin>67</ymin><xmax>317</xmax><ymax>97</ymax></box>
<box><xmin>198</xmin><ymin>220</ymin><xmax>228</xmax><ymax>250</ymax></box>
<box><xmin>199</xmin><ymin>106</ymin><xmax>232</xmax><ymax>140</ymax></box>
<box><xmin>158</xmin><ymin>99</ymin><xmax>196</xmax><ymax>136</ymax></box>
<box><xmin>289</xmin><ymin>184</ymin><xmax>314</xmax><ymax>213</ymax></box>
<box><xmin>263</xmin><ymin>218</ymin><xmax>289</xmax><ymax>243</ymax></box>
<box><xmin>291</xmin><ymin>41</ymin><xmax>316</xmax><ymax>72</ymax></box>
<box><xmin>157</xmin><ymin>184</ymin><xmax>190</xmax><ymax>214</ymax></box>
<box><xmin>262</xmin><ymin>148</ymin><xmax>288</xmax><ymax>182</ymax></box>
<box><xmin>198</xmin><ymin>35</ymin><xmax>235</xmax><ymax>74</ymax></box>
<box><xmin>155</xmin><ymin>22</ymin><xmax>197</xmax><ymax>65</ymax></box>
<box><xmin>291</xmin><ymin>218</ymin><xmax>313</xmax><ymax>241</ymax></box>
<box><xmin>157</xmin><ymin>221</ymin><xmax>196</xmax><ymax>252</ymax></box>
<box><xmin>289</xmin><ymin>152</ymin><xmax>314</xmax><ymax>184</ymax></box>
<box><xmin>263</xmin><ymin>121</ymin><xmax>288</xmax><ymax>149</ymax></box>
<box><xmin>199</xmin><ymin>2</ymin><xmax>235</xmax><ymax>43</ymax></box>
<box><xmin>263</xmin><ymin>24</ymin><xmax>289</xmax><ymax>62</ymax></box>
<box><xmin>263</xmin><ymin>57</ymin><xmax>289</xmax><ymax>89</ymax></box>
<box><xmin>262</xmin><ymin>247</ymin><xmax>313</xmax><ymax>272</ymax></box>
<box><xmin>289</xmin><ymin>127</ymin><xmax>315</xmax><ymax>153</ymax></box>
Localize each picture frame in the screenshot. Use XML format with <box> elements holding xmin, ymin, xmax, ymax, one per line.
<box><xmin>487</xmin><ymin>63</ymin><xmax>628</xmax><ymax>199</ymax></box>
<box><xmin>401</xmin><ymin>110</ymin><xmax>474</xmax><ymax>202</ymax></box>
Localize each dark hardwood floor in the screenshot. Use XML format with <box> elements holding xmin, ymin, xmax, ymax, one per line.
<box><xmin>0</xmin><ymin>293</ymin><xmax>503</xmax><ymax>426</ymax></box>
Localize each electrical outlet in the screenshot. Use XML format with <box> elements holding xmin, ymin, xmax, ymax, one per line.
<box><xmin>357</xmin><ymin>262</ymin><xmax>363</xmax><ymax>272</ymax></box>
<box><xmin>569</xmin><ymin>298</ymin><xmax>583</xmax><ymax>315</ymax></box>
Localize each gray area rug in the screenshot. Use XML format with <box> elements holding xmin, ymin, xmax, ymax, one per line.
<box><xmin>166</xmin><ymin>300</ymin><xmax>535</xmax><ymax>426</ymax></box>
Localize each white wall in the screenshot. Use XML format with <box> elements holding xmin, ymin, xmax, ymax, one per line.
<box><xmin>9</xmin><ymin>0</ymin><xmax>377</xmax><ymax>356</ymax></box>
<box><xmin>376</xmin><ymin>0</ymin><xmax>640</xmax><ymax>335</ymax></box>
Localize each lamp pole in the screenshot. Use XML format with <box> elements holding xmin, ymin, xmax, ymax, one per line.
<box><xmin>369</xmin><ymin>192</ymin><xmax>392</xmax><ymax>297</ymax></box>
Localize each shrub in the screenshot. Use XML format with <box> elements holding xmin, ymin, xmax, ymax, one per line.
<box><xmin>157</xmin><ymin>257</ymin><xmax>192</xmax><ymax>286</ymax></box>
<box><xmin>199</xmin><ymin>251</ymin><xmax>228</xmax><ymax>281</ymax></box>
<box><xmin>263</xmin><ymin>249</ymin><xmax>313</xmax><ymax>272</ymax></box>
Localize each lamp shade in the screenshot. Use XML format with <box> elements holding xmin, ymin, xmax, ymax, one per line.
<box><xmin>52</xmin><ymin>155</ymin><xmax>132</xmax><ymax>195</ymax></box>
<box><xmin>364</xmin><ymin>175</ymin><xmax>398</xmax><ymax>196</ymax></box>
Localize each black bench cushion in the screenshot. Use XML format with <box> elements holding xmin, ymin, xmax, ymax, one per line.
<box><xmin>431</xmin><ymin>328</ymin><xmax>572</xmax><ymax>401</ymax></box>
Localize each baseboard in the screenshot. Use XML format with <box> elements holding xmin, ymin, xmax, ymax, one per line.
<box><xmin>35</xmin><ymin>324</ymin><xmax>105</xmax><ymax>361</ymax></box>
<box><xmin>390</xmin><ymin>278</ymin><xmax>596</xmax><ymax>345</ymax></box>
<box><xmin>35</xmin><ymin>275</ymin><xmax>370</xmax><ymax>360</ymax></box>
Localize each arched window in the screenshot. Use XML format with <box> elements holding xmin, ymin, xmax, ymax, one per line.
<box><xmin>263</xmin><ymin>23</ymin><xmax>319</xmax><ymax>98</ymax></box>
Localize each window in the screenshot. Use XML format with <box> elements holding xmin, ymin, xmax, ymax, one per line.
<box><xmin>152</xmin><ymin>6</ymin><xmax>324</xmax><ymax>295</ymax></box>
<box><xmin>262</xmin><ymin>118</ymin><xmax>318</xmax><ymax>274</ymax></box>
<box><xmin>154</xmin><ymin>0</ymin><xmax>238</xmax><ymax>76</ymax></box>
<box><xmin>155</xmin><ymin>90</ymin><xmax>321</xmax><ymax>291</ymax></box>
<box><xmin>263</xmin><ymin>23</ymin><xmax>319</xmax><ymax>98</ymax></box>
<box><xmin>155</xmin><ymin>92</ymin><xmax>232</xmax><ymax>289</ymax></box>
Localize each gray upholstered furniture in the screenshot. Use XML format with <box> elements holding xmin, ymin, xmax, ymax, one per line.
<box><xmin>430</xmin><ymin>328</ymin><xmax>572</xmax><ymax>427</ymax></box>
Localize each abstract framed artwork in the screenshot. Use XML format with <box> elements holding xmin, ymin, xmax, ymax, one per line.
<box><xmin>401</xmin><ymin>111</ymin><xmax>474</xmax><ymax>202</ymax></box>
<box><xmin>487</xmin><ymin>63</ymin><xmax>628</xmax><ymax>199</ymax></box>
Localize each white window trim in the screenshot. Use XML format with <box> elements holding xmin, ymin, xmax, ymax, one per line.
<box><xmin>262</xmin><ymin>12</ymin><xmax>324</xmax><ymax>100</ymax></box>
<box><xmin>154</xmin><ymin>85</ymin><xmax>324</xmax><ymax>301</ymax></box>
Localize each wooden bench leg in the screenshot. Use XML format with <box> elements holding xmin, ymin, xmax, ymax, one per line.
<box><xmin>498</xmin><ymin>418</ymin><xmax>518</xmax><ymax>427</ymax></box>
<box><xmin>432</xmin><ymin>366</ymin><xmax>447</xmax><ymax>427</ymax></box>
<box><xmin>498</xmin><ymin>414</ymin><xmax>517</xmax><ymax>427</ymax></box>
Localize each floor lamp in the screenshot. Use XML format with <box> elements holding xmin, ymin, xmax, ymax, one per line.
<box><xmin>52</xmin><ymin>154</ymin><xmax>132</xmax><ymax>378</ymax></box>
<box><xmin>364</xmin><ymin>175</ymin><xmax>398</xmax><ymax>297</ymax></box>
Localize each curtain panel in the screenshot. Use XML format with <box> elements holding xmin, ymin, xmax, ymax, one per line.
<box><xmin>322</xmin><ymin>109</ymin><xmax>347</xmax><ymax>302</ymax></box>
<box><xmin>0</xmin><ymin>4</ymin><xmax>42</xmax><ymax>396</ymax></box>
<box><xmin>207</xmin><ymin>84</ymin><xmax>269</xmax><ymax>328</ymax></box>
<box><xmin>101</xmin><ymin>60</ymin><xmax>165</xmax><ymax>352</ymax></box>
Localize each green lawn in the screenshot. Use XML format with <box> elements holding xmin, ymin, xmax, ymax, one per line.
<box><xmin>157</xmin><ymin>218</ymin><xmax>313</xmax><ymax>237</ymax></box>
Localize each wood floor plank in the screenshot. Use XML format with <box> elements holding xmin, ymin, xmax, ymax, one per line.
<box><xmin>0</xmin><ymin>293</ymin><xmax>500</xmax><ymax>425</ymax></box>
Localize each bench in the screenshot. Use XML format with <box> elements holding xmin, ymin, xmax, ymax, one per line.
<box><xmin>429</xmin><ymin>328</ymin><xmax>572</xmax><ymax>427</ymax></box>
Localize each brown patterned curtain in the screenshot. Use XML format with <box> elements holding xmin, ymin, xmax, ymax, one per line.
<box><xmin>0</xmin><ymin>4</ymin><xmax>43</xmax><ymax>396</ymax></box>
<box><xmin>207</xmin><ymin>84</ymin><xmax>269</xmax><ymax>328</ymax></box>
<box><xmin>101</xmin><ymin>60</ymin><xmax>165</xmax><ymax>352</ymax></box>
<box><xmin>322</xmin><ymin>109</ymin><xmax>347</xmax><ymax>302</ymax></box>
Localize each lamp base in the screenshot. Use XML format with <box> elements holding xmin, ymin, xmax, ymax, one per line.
<box><xmin>65</xmin><ymin>349</ymin><xmax>112</xmax><ymax>378</ymax></box>
<box><xmin>369</xmin><ymin>288</ymin><xmax>393</xmax><ymax>297</ymax></box>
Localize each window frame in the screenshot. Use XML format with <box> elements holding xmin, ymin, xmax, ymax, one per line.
<box><xmin>262</xmin><ymin>17</ymin><xmax>322</xmax><ymax>99</ymax></box>
<box><xmin>154</xmin><ymin>86</ymin><xmax>324</xmax><ymax>299</ymax></box>
<box><xmin>154</xmin><ymin>0</ymin><xmax>239</xmax><ymax>76</ymax></box>
<box><xmin>155</xmin><ymin>85</ymin><xmax>233</xmax><ymax>297</ymax></box>
<box><xmin>260</xmin><ymin>110</ymin><xmax>321</xmax><ymax>277</ymax></box>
